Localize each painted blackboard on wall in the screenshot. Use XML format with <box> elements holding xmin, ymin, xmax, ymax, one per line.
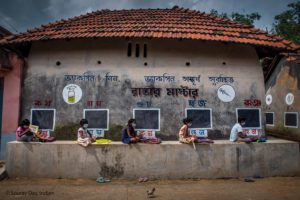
<box><xmin>236</xmin><ymin>108</ymin><xmax>261</xmax><ymax>128</ymax></box>
<box><xmin>284</xmin><ymin>112</ymin><xmax>298</xmax><ymax>128</ymax></box>
<box><xmin>83</xmin><ymin>109</ymin><xmax>109</xmax><ymax>130</ymax></box>
<box><xmin>133</xmin><ymin>108</ymin><xmax>160</xmax><ymax>130</ymax></box>
<box><xmin>185</xmin><ymin>108</ymin><xmax>212</xmax><ymax>129</ymax></box>
<box><xmin>31</xmin><ymin>109</ymin><xmax>56</xmax><ymax>130</ymax></box>
<box><xmin>265</xmin><ymin>112</ymin><xmax>274</xmax><ymax>126</ymax></box>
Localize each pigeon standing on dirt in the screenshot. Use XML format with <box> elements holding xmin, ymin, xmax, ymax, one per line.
<box><xmin>147</xmin><ymin>187</ymin><xmax>156</xmax><ymax>198</ymax></box>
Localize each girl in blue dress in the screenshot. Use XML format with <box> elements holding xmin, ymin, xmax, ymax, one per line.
<box><xmin>122</xmin><ymin>119</ymin><xmax>140</xmax><ymax>144</ymax></box>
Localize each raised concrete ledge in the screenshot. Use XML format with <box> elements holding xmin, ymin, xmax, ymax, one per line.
<box><xmin>7</xmin><ymin>138</ymin><xmax>298</xmax><ymax>145</ymax></box>
<box><xmin>6</xmin><ymin>139</ymin><xmax>300</xmax><ymax>179</ymax></box>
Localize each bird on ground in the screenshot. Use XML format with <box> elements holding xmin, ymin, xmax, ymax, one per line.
<box><xmin>147</xmin><ymin>187</ymin><xmax>156</xmax><ymax>198</ymax></box>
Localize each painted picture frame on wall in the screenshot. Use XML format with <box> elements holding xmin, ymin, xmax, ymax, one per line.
<box><xmin>236</xmin><ymin>108</ymin><xmax>261</xmax><ymax>129</ymax></box>
<box><xmin>284</xmin><ymin>112</ymin><xmax>298</xmax><ymax>128</ymax></box>
<box><xmin>185</xmin><ymin>108</ymin><xmax>213</xmax><ymax>129</ymax></box>
<box><xmin>30</xmin><ymin>109</ymin><xmax>56</xmax><ymax>131</ymax></box>
<box><xmin>133</xmin><ymin>108</ymin><xmax>160</xmax><ymax>131</ymax></box>
<box><xmin>83</xmin><ymin>109</ymin><xmax>109</xmax><ymax>130</ymax></box>
<box><xmin>265</xmin><ymin>112</ymin><xmax>275</xmax><ymax>126</ymax></box>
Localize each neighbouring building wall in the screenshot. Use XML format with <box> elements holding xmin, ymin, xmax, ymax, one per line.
<box><xmin>265</xmin><ymin>55</ymin><xmax>300</xmax><ymax>141</ymax></box>
<box><xmin>0</xmin><ymin>52</ymin><xmax>23</xmax><ymax>133</ymax></box>
<box><xmin>21</xmin><ymin>38</ymin><xmax>265</xmax><ymax>140</ymax></box>
<box><xmin>0</xmin><ymin>50</ymin><xmax>24</xmax><ymax>160</ymax></box>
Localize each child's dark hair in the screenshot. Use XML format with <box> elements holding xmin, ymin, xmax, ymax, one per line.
<box><xmin>20</xmin><ymin>119</ymin><xmax>30</xmax><ymax>126</ymax></box>
<box><xmin>127</xmin><ymin>118</ymin><xmax>136</xmax><ymax>125</ymax></box>
<box><xmin>80</xmin><ymin>119</ymin><xmax>88</xmax><ymax>126</ymax></box>
<box><xmin>182</xmin><ymin>117</ymin><xmax>192</xmax><ymax>124</ymax></box>
<box><xmin>238</xmin><ymin>117</ymin><xmax>246</xmax><ymax>124</ymax></box>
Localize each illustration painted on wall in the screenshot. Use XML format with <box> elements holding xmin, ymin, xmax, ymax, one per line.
<box><xmin>285</xmin><ymin>93</ymin><xmax>294</xmax><ymax>105</ymax></box>
<box><xmin>265</xmin><ymin>94</ymin><xmax>272</xmax><ymax>105</ymax></box>
<box><xmin>217</xmin><ymin>84</ymin><xmax>235</xmax><ymax>102</ymax></box>
<box><xmin>62</xmin><ymin>84</ymin><xmax>82</xmax><ymax>104</ymax></box>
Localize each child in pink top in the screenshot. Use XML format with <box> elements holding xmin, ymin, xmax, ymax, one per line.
<box><xmin>77</xmin><ymin>119</ymin><xmax>96</xmax><ymax>147</ymax></box>
<box><xmin>16</xmin><ymin>119</ymin><xmax>34</xmax><ymax>142</ymax></box>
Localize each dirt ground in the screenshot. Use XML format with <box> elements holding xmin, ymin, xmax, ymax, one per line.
<box><xmin>0</xmin><ymin>177</ymin><xmax>300</xmax><ymax>200</ymax></box>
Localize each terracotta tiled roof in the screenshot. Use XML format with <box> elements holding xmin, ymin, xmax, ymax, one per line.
<box><xmin>0</xmin><ymin>6</ymin><xmax>299</xmax><ymax>50</ymax></box>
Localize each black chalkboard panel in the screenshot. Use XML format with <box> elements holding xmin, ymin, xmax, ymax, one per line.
<box><xmin>186</xmin><ymin>109</ymin><xmax>212</xmax><ymax>129</ymax></box>
<box><xmin>237</xmin><ymin>108</ymin><xmax>261</xmax><ymax>128</ymax></box>
<box><xmin>265</xmin><ymin>112</ymin><xmax>274</xmax><ymax>125</ymax></box>
<box><xmin>285</xmin><ymin>112</ymin><xmax>298</xmax><ymax>127</ymax></box>
<box><xmin>31</xmin><ymin>109</ymin><xmax>55</xmax><ymax>130</ymax></box>
<box><xmin>133</xmin><ymin>109</ymin><xmax>160</xmax><ymax>130</ymax></box>
<box><xmin>84</xmin><ymin>109</ymin><xmax>109</xmax><ymax>130</ymax></box>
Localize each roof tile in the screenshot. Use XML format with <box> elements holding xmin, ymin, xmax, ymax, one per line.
<box><xmin>0</xmin><ymin>7</ymin><xmax>298</xmax><ymax>50</ymax></box>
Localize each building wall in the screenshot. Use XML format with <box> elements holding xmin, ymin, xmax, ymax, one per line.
<box><xmin>0</xmin><ymin>52</ymin><xmax>23</xmax><ymax>133</ymax></box>
<box><xmin>21</xmin><ymin>38</ymin><xmax>265</xmax><ymax>140</ymax></box>
<box><xmin>0</xmin><ymin>51</ymin><xmax>23</xmax><ymax>160</ymax></box>
<box><xmin>265</xmin><ymin>56</ymin><xmax>300</xmax><ymax>140</ymax></box>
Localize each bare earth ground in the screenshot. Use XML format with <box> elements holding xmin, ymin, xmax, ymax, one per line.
<box><xmin>0</xmin><ymin>177</ymin><xmax>300</xmax><ymax>200</ymax></box>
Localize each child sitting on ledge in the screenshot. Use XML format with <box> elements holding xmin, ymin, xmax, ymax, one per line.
<box><xmin>230</xmin><ymin>117</ymin><xmax>257</xmax><ymax>143</ymax></box>
<box><xmin>16</xmin><ymin>119</ymin><xmax>34</xmax><ymax>142</ymax></box>
<box><xmin>77</xmin><ymin>119</ymin><xmax>96</xmax><ymax>147</ymax></box>
<box><xmin>178</xmin><ymin>118</ymin><xmax>198</xmax><ymax>144</ymax></box>
<box><xmin>122</xmin><ymin>119</ymin><xmax>140</xmax><ymax>144</ymax></box>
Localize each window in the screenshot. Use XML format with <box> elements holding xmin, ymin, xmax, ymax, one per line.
<box><xmin>127</xmin><ymin>43</ymin><xmax>132</xmax><ymax>57</ymax></box>
<box><xmin>143</xmin><ymin>44</ymin><xmax>147</xmax><ymax>58</ymax></box>
<box><xmin>135</xmin><ymin>44</ymin><xmax>140</xmax><ymax>57</ymax></box>
<box><xmin>127</xmin><ymin>42</ymin><xmax>148</xmax><ymax>60</ymax></box>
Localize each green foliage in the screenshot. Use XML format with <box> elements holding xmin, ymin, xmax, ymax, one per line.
<box><xmin>52</xmin><ymin>123</ymin><xmax>124</xmax><ymax>141</ymax></box>
<box><xmin>272</xmin><ymin>1</ymin><xmax>300</xmax><ymax>44</ymax></box>
<box><xmin>210</xmin><ymin>9</ymin><xmax>229</xmax><ymax>20</ymax></box>
<box><xmin>231</xmin><ymin>12</ymin><xmax>261</xmax><ymax>26</ymax></box>
<box><xmin>105</xmin><ymin>124</ymin><xmax>124</xmax><ymax>141</ymax></box>
<box><xmin>209</xmin><ymin>9</ymin><xmax>261</xmax><ymax>26</ymax></box>
<box><xmin>53</xmin><ymin>123</ymin><xmax>78</xmax><ymax>140</ymax></box>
